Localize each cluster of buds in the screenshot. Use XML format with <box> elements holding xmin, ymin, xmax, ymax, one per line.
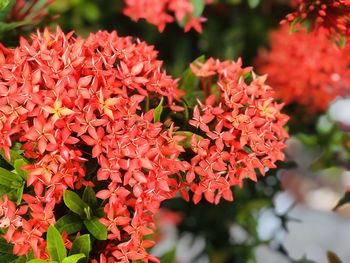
<box><xmin>282</xmin><ymin>0</ymin><xmax>350</xmax><ymax>41</ymax></box>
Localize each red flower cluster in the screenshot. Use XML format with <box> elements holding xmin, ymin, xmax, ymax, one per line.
<box><xmin>282</xmin><ymin>0</ymin><xmax>350</xmax><ymax>40</ymax></box>
<box><xmin>0</xmin><ymin>27</ymin><xmax>288</xmax><ymax>262</ymax></box>
<box><xmin>0</xmin><ymin>27</ymin><xmax>183</xmax><ymax>261</ymax></box>
<box><xmin>186</xmin><ymin>58</ymin><xmax>289</xmax><ymax>204</ymax></box>
<box><xmin>256</xmin><ymin>26</ymin><xmax>350</xmax><ymax>112</ymax></box>
<box><xmin>123</xmin><ymin>0</ymin><xmax>212</xmax><ymax>32</ymax></box>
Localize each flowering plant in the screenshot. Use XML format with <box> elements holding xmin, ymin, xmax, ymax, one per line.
<box><xmin>0</xmin><ymin>25</ymin><xmax>288</xmax><ymax>263</ymax></box>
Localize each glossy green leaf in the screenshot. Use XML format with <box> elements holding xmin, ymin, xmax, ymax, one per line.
<box><xmin>179</xmin><ymin>56</ymin><xmax>205</xmax><ymax>108</ymax></box>
<box><xmin>16</xmin><ymin>183</ymin><xmax>24</xmax><ymax>205</ymax></box>
<box><xmin>55</xmin><ymin>214</ymin><xmax>84</xmax><ymax>235</ymax></box>
<box><xmin>62</xmin><ymin>254</ymin><xmax>86</xmax><ymax>263</ymax></box>
<box><xmin>153</xmin><ymin>97</ymin><xmax>164</xmax><ymax>123</ymax></box>
<box><xmin>0</xmin><ymin>167</ymin><xmax>23</xmax><ymax>188</ymax></box>
<box><xmin>83</xmin><ymin>217</ymin><xmax>107</xmax><ymax>240</ymax></box>
<box><xmin>63</xmin><ymin>190</ymin><xmax>89</xmax><ymax>216</ymax></box>
<box><xmin>69</xmin><ymin>234</ymin><xmax>91</xmax><ymax>259</ymax></box>
<box><xmin>82</xmin><ymin>186</ymin><xmax>97</xmax><ymax>208</ymax></box>
<box><xmin>47</xmin><ymin>225</ymin><xmax>66</xmax><ymax>262</ymax></box>
<box><xmin>13</xmin><ymin>159</ymin><xmax>28</xmax><ymax>180</ymax></box>
<box><xmin>27</xmin><ymin>260</ymin><xmax>47</xmax><ymax>263</ymax></box>
<box><xmin>190</xmin><ymin>0</ymin><xmax>205</xmax><ymax>17</ymax></box>
<box><xmin>0</xmin><ymin>0</ymin><xmax>14</xmax><ymax>22</ymax></box>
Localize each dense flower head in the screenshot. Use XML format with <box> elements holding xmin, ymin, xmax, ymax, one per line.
<box><xmin>0</xmin><ymin>26</ymin><xmax>184</xmax><ymax>261</ymax></box>
<box><xmin>123</xmin><ymin>0</ymin><xmax>212</xmax><ymax>32</ymax></box>
<box><xmin>282</xmin><ymin>0</ymin><xmax>350</xmax><ymax>41</ymax></box>
<box><xmin>256</xmin><ymin>25</ymin><xmax>350</xmax><ymax>112</ymax></box>
<box><xmin>186</xmin><ymin>58</ymin><xmax>289</xmax><ymax>204</ymax></box>
<box><xmin>0</xmin><ymin>27</ymin><xmax>288</xmax><ymax>262</ymax></box>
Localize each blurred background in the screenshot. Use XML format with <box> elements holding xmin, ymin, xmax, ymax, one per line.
<box><xmin>1</xmin><ymin>0</ymin><xmax>350</xmax><ymax>262</ymax></box>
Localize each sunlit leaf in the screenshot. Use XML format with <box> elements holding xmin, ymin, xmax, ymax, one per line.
<box><xmin>63</xmin><ymin>190</ymin><xmax>89</xmax><ymax>216</ymax></box>
<box><xmin>47</xmin><ymin>225</ymin><xmax>66</xmax><ymax>262</ymax></box>
<box><xmin>62</xmin><ymin>254</ymin><xmax>86</xmax><ymax>263</ymax></box>
<box><xmin>83</xmin><ymin>217</ymin><xmax>107</xmax><ymax>240</ymax></box>
<box><xmin>153</xmin><ymin>97</ymin><xmax>164</xmax><ymax>123</ymax></box>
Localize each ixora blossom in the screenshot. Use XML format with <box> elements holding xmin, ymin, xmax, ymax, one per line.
<box><xmin>186</xmin><ymin>58</ymin><xmax>289</xmax><ymax>204</ymax></box>
<box><xmin>282</xmin><ymin>0</ymin><xmax>350</xmax><ymax>41</ymax></box>
<box><xmin>123</xmin><ymin>0</ymin><xmax>212</xmax><ymax>32</ymax></box>
<box><xmin>256</xmin><ymin>25</ymin><xmax>350</xmax><ymax>112</ymax></box>
<box><xmin>0</xmin><ymin>27</ymin><xmax>288</xmax><ymax>262</ymax></box>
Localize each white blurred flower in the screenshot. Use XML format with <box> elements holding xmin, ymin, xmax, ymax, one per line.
<box><xmin>329</xmin><ymin>98</ymin><xmax>350</xmax><ymax>126</ymax></box>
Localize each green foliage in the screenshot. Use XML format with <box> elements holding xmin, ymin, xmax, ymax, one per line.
<box><xmin>69</xmin><ymin>235</ymin><xmax>91</xmax><ymax>258</ymax></box>
<box><xmin>190</xmin><ymin>0</ymin><xmax>205</xmax><ymax>17</ymax></box>
<box><xmin>153</xmin><ymin>97</ymin><xmax>164</xmax><ymax>123</ymax></box>
<box><xmin>179</xmin><ymin>56</ymin><xmax>205</xmax><ymax>108</ymax></box>
<box><xmin>55</xmin><ymin>214</ymin><xmax>84</xmax><ymax>235</ymax></box>
<box><xmin>47</xmin><ymin>225</ymin><xmax>67</xmax><ymax>262</ymax></box>
<box><xmin>83</xmin><ymin>217</ymin><xmax>107</xmax><ymax>240</ymax></box>
<box><xmin>63</xmin><ymin>190</ymin><xmax>89</xmax><ymax>217</ymax></box>
<box><xmin>82</xmin><ymin>186</ymin><xmax>97</xmax><ymax>209</ymax></box>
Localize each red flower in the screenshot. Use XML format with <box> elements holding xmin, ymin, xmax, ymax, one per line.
<box><xmin>0</xmin><ymin>27</ymin><xmax>184</xmax><ymax>261</ymax></box>
<box><xmin>123</xmin><ymin>0</ymin><xmax>212</xmax><ymax>32</ymax></box>
<box><xmin>188</xmin><ymin>58</ymin><xmax>289</xmax><ymax>204</ymax></box>
<box><xmin>256</xmin><ymin>25</ymin><xmax>350</xmax><ymax>112</ymax></box>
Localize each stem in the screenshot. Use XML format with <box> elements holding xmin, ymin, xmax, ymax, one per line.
<box><xmin>145</xmin><ymin>96</ymin><xmax>150</xmax><ymax>112</ymax></box>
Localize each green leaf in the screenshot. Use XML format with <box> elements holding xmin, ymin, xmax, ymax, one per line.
<box><xmin>327</xmin><ymin>251</ymin><xmax>342</xmax><ymax>263</ymax></box>
<box><xmin>27</xmin><ymin>260</ymin><xmax>47</xmax><ymax>263</ymax></box>
<box><xmin>55</xmin><ymin>214</ymin><xmax>84</xmax><ymax>235</ymax></box>
<box><xmin>83</xmin><ymin>217</ymin><xmax>107</xmax><ymax>240</ymax></box>
<box><xmin>0</xmin><ymin>167</ymin><xmax>23</xmax><ymax>188</ymax></box>
<box><xmin>63</xmin><ymin>190</ymin><xmax>89</xmax><ymax>216</ymax></box>
<box><xmin>0</xmin><ymin>0</ymin><xmax>11</xmax><ymax>11</ymax></box>
<box><xmin>0</xmin><ymin>237</ymin><xmax>13</xmax><ymax>254</ymax></box>
<box><xmin>174</xmin><ymin>131</ymin><xmax>203</xmax><ymax>148</ymax></box>
<box><xmin>0</xmin><ymin>185</ymin><xmax>17</xmax><ymax>202</ymax></box>
<box><xmin>179</xmin><ymin>56</ymin><xmax>205</xmax><ymax>108</ymax></box>
<box><xmin>153</xmin><ymin>97</ymin><xmax>164</xmax><ymax>123</ymax></box>
<box><xmin>0</xmin><ymin>143</ymin><xmax>26</xmax><ymax>167</ymax></box>
<box><xmin>190</xmin><ymin>0</ymin><xmax>205</xmax><ymax>17</ymax></box>
<box><xmin>16</xmin><ymin>183</ymin><xmax>24</xmax><ymax>205</ymax></box>
<box><xmin>0</xmin><ymin>253</ymin><xmax>17</xmax><ymax>262</ymax></box>
<box><xmin>62</xmin><ymin>254</ymin><xmax>86</xmax><ymax>263</ymax></box>
<box><xmin>0</xmin><ymin>0</ymin><xmax>14</xmax><ymax>22</ymax></box>
<box><xmin>82</xmin><ymin>187</ymin><xmax>97</xmax><ymax>209</ymax></box>
<box><xmin>247</xmin><ymin>0</ymin><xmax>260</xmax><ymax>8</ymax></box>
<box><xmin>290</xmin><ymin>17</ymin><xmax>301</xmax><ymax>33</ymax></box>
<box><xmin>159</xmin><ymin>247</ymin><xmax>176</xmax><ymax>263</ymax></box>
<box><xmin>13</xmin><ymin>159</ymin><xmax>28</xmax><ymax>180</ymax></box>
<box><xmin>47</xmin><ymin>225</ymin><xmax>66</xmax><ymax>262</ymax></box>
<box><xmin>69</xmin><ymin>234</ymin><xmax>91</xmax><ymax>259</ymax></box>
